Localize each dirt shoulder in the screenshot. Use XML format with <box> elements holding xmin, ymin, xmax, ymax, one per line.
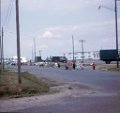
<box><xmin>0</xmin><ymin>80</ymin><xmax>114</xmax><ymax>112</ymax></box>
<box><xmin>0</xmin><ymin>82</ymin><xmax>90</xmax><ymax>112</ymax></box>
<box><xmin>0</xmin><ymin>71</ymin><xmax>92</xmax><ymax>112</ymax></box>
<box><xmin>0</xmin><ymin>70</ymin><xmax>116</xmax><ymax>112</ymax></box>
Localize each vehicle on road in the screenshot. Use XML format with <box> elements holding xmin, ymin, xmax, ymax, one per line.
<box><xmin>46</xmin><ymin>56</ymin><xmax>67</xmax><ymax>63</ymax></box>
<box><xmin>34</xmin><ymin>61</ymin><xmax>46</xmax><ymax>67</ymax></box>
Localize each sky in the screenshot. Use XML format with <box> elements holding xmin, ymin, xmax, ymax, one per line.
<box><xmin>1</xmin><ymin>0</ymin><xmax>120</xmax><ymax>60</ymax></box>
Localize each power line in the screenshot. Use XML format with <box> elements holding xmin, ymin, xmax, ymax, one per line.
<box><xmin>3</xmin><ymin>0</ymin><xmax>14</xmax><ymax>28</ymax></box>
<box><xmin>4</xmin><ymin>30</ymin><xmax>36</xmax><ymax>38</ymax></box>
<box><xmin>3</xmin><ymin>0</ymin><xmax>14</xmax><ymax>26</ymax></box>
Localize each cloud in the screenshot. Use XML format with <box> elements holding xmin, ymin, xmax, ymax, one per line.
<box><xmin>35</xmin><ymin>18</ymin><xmax>120</xmax><ymax>52</ymax></box>
<box><xmin>41</xmin><ymin>19</ymin><xmax>120</xmax><ymax>36</ymax></box>
<box><xmin>34</xmin><ymin>18</ymin><xmax>120</xmax><ymax>47</ymax></box>
<box><xmin>42</xmin><ymin>31</ymin><xmax>54</xmax><ymax>38</ymax></box>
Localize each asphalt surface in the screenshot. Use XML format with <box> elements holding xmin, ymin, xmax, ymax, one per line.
<box><xmin>16</xmin><ymin>96</ymin><xmax>120</xmax><ymax>113</ymax></box>
<box><xmin>9</xmin><ymin>65</ymin><xmax>120</xmax><ymax>113</ymax></box>
<box><xmin>20</xmin><ymin>66</ymin><xmax>120</xmax><ymax>92</ymax></box>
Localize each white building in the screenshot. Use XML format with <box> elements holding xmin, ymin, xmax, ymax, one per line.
<box><xmin>66</xmin><ymin>51</ymin><xmax>100</xmax><ymax>60</ymax></box>
<box><xmin>12</xmin><ymin>56</ymin><xmax>28</xmax><ymax>63</ymax></box>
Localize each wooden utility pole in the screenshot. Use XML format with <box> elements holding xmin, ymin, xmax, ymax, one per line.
<box><xmin>0</xmin><ymin>35</ymin><xmax>1</xmax><ymax>73</ymax></box>
<box><xmin>16</xmin><ymin>0</ymin><xmax>22</xmax><ymax>84</ymax></box>
<box><xmin>0</xmin><ymin>0</ymin><xmax>2</xmax><ymax>73</ymax></box>
<box><xmin>115</xmin><ymin>0</ymin><xmax>119</xmax><ymax>68</ymax></box>
<box><xmin>34</xmin><ymin>37</ymin><xmax>36</xmax><ymax>62</ymax></box>
<box><xmin>32</xmin><ymin>47</ymin><xmax>34</xmax><ymax>61</ymax></box>
<box><xmin>99</xmin><ymin>1</ymin><xmax>119</xmax><ymax>68</ymax></box>
<box><xmin>72</xmin><ymin>35</ymin><xmax>75</xmax><ymax>62</ymax></box>
<box><xmin>1</xmin><ymin>27</ymin><xmax>4</xmax><ymax>71</ymax></box>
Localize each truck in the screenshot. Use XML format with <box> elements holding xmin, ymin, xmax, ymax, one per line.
<box><xmin>46</xmin><ymin>56</ymin><xmax>67</xmax><ymax>63</ymax></box>
<box><xmin>100</xmin><ymin>49</ymin><xmax>120</xmax><ymax>64</ymax></box>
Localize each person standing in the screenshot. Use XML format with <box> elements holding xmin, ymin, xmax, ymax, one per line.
<box><xmin>80</xmin><ymin>63</ymin><xmax>84</xmax><ymax>70</ymax></box>
<box><xmin>73</xmin><ymin>61</ymin><xmax>76</xmax><ymax>70</ymax></box>
<box><xmin>92</xmin><ymin>62</ymin><xmax>96</xmax><ymax>70</ymax></box>
<box><xmin>58</xmin><ymin>62</ymin><xmax>60</xmax><ymax>68</ymax></box>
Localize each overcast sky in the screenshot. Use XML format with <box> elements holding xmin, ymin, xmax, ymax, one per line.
<box><xmin>1</xmin><ymin>0</ymin><xmax>120</xmax><ymax>60</ymax></box>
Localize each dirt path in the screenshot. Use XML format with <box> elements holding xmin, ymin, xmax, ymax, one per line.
<box><xmin>0</xmin><ymin>82</ymin><xmax>113</xmax><ymax>112</ymax></box>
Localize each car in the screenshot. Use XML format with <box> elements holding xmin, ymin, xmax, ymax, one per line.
<box><xmin>34</xmin><ymin>61</ymin><xmax>45</xmax><ymax>66</ymax></box>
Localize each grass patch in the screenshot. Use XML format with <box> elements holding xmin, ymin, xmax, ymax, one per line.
<box><xmin>0</xmin><ymin>71</ymin><xmax>57</xmax><ymax>98</ymax></box>
<box><xmin>97</xmin><ymin>64</ymin><xmax>120</xmax><ymax>72</ymax></box>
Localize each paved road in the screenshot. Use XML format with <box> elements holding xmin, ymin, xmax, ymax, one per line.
<box><xmin>11</xmin><ymin>66</ymin><xmax>120</xmax><ymax>113</ymax></box>
<box><xmin>20</xmin><ymin>66</ymin><xmax>120</xmax><ymax>92</ymax></box>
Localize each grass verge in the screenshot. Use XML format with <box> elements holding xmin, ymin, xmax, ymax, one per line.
<box><xmin>0</xmin><ymin>71</ymin><xmax>57</xmax><ymax>98</ymax></box>
<box><xmin>97</xmin><ymin>64</ymin><xmax>120</xmax><ymax>71</ymax></box>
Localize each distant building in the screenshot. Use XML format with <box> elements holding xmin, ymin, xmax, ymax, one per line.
<box><xmin>66</xmin><ymin>51</ymin><xmax>100</xmax><ymax>60</ymax></box>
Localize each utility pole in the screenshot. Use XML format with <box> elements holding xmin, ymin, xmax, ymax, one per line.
<box><xmin>79</xmin><ymin>40</ymin><xmax>85</xmax><ymax>63</ymax></box>
<box><xmin>39</xmin><ymin>50</ymin><xmax>42</xmax><ymax>61</ymax></box>
<box><xmin>98</xmin><ymin>0</ymin><xmax>119</xmax><ymax>68</ymax></box>
<box><xmin>72</xmin><ymin>35</ymin><xmax>75</xmax><ymax>62</ymax></box>
<box><xmin>32</xmin><ymin>47</ymin><xmax>33</xmax><ymax>61</ymax></box>
<box><xmin>1</xmin><ymin>27</ymin><xmax>4</xmax><ymax>71</ymax></box>
<box><xmin>115</xmin><ymin>0</ymin><xmax>119</xmax><ymax>68</ymax></box>
<box><xmin>0</xmin><ymin>0</ymin><xmax>2</xmax><ymax>73</ymax></box>
<box><xmin>33</xmin><ymin>38</ymin><xmax>36</xmax><ymax>62</ymax></box>
<box><xmin>16</xmin><ymin>0</ymin><xmax>21</xmax><ymax>84</ymax></box>
<box><xmin>0</xmin><ymin>36</ymin><xmax>1</xmax><ymax>73</ymax></box>
<box><xmin>39</xmin><ymin>50</ymin><xmax>41</xmax><ymax>57</ymax></box>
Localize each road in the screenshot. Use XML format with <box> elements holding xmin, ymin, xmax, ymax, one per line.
<box><xmin>19</xmin><ymin>66</ymin><xmax>120</xmax><ymax>92</ymax></box>
<box><xmin>9</xmin><ymin>66</ymin><xmax>120</xmax><ymax>113</ymax></box>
